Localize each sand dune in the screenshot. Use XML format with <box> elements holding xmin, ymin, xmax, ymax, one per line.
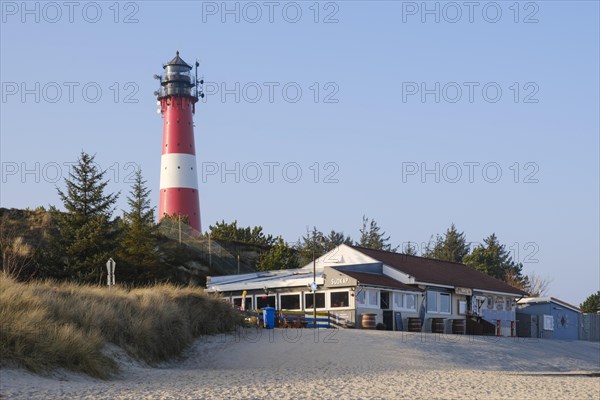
<box><xmin>2</xmin><ymin>329</ymin><xmax>599</xmax><ymax>399</ymax></box>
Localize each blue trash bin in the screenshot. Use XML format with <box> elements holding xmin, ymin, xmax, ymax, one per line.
<box><xmin>263</xmin><ymin>307</ymin><xmax>275</xmax><ymax>329</ymax></box>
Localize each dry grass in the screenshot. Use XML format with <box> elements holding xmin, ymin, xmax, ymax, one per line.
<box><xmin>0</xmin><ymin>273</ymin><xmax>241</xmax><ymax>379</ymax></box>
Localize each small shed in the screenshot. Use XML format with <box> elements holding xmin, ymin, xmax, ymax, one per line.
<box><xmin>516</xmin><ymin>297</ymin><xmax>581</xmax><ymax>340</ymax></box>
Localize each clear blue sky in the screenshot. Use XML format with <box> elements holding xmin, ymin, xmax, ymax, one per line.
<box><xmin>1</xmin><ymin>1</ymin><xmax>598</xmax><ymax>305</ymax></box>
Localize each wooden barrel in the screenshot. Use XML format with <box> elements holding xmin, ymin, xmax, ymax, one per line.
<box><xmin>408</xmin><ymin>317</ymin><xmax>422</xmax><ymax>332</ymax></box>
<box><xmin>452</xmin><ymin>319</ymin><xmax>466</xmax><ymax>335</ymax></box>
<box><xmin>361</xmin><ymin>314</ymin><xmax>376</xmax><ymax>330</ymax></box>
<box><xmin>432</xmin><ymin>318</ymin><xmax>445</xmax><ymax>334</ymax></box>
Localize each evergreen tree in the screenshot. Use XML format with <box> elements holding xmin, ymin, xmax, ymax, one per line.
<box><xmin>464</xmin><ymin>233</ymin><xmax>524</xmax><ymax>282</ymax></box>
<box><xmin>580</xmin><ymin>291</ymin><xmax>600</xmax><ymax>313</ymax></box>
<box><xmin>324</xmin><ymin>230</ymin><xmax>353</xmax><ymax>250</ymax></box>
<box><xmin>296</xmin><ymin>228</ymin><xmax>353</xmax><ymax>266</ymax></box>
<box><xmin>358</xmin><ymin>216</ymin><xmax>397</xmax><ymax>251</ymax></box>
<box><xmin>117</xmin><ymin>170</ymin><xmax>160</xmax><ymax>281</ymax></box>
<box><xmin>423</xmin><ymin>224</ymin><xmax>469</xmax><ymax>263</ymax></box>
<box><xmin>402</xmin><ymin>241</ymin><xmax>418</xmax><ymax>256</ymax></box>
<box><xmin>257</xmin><ymin>237</ymin><xmax>299</xmax><ymax>271</ymax></box>
<box><xmin>296</xmin><ymin>227</ymin><xmax>327</xmax><ymax>266</ymax></box>
<box><xmin>207</xmin><ymin>220</ymin><xmax>274</xmax><ymax>246</ymax></box>
<box><xmin>45</xmin><ymin>152</ymin><xmax>119</xmax><ymax>282</ymax></box>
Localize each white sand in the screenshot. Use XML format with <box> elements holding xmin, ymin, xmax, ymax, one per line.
<box><xmin>2</xmin><ymin>329</ymin><xmax>599</xmax><ymax>399</ymax></box>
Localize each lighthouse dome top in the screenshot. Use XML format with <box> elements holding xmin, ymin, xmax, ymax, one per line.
<box><xmin>164</xmin><ymin>51</ymin><xmax>192</xmax><ymax>70</ymax></box>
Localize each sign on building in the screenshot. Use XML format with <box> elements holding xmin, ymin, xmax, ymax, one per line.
<box><xmin>543</xmin><ymin>314</ymin><xmax>554</xmax><ymax>331</ymax></box>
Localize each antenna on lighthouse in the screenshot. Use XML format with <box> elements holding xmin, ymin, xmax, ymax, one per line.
<box><xmin>195</xmin><ymin>60</ymin><xmax>204</xmax><ymax>99</ymax></box>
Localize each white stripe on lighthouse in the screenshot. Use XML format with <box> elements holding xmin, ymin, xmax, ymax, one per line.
<box><xmin>160</xmin><ymin>153</ymin><xmax>199</xmax><ymax>189</ymax></box>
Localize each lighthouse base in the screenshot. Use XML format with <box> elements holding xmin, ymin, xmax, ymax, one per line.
<box><xmin>159</xmin><ymin>188</ymin><xmax>201</xmax><ymax>233</ymax></box>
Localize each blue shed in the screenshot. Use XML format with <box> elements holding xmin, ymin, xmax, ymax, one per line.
<box><xmin>516</xmin><ymin>297</ymin><xmax>581</xmax><ymax>340</ymax></box>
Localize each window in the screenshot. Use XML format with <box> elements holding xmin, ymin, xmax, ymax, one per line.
<box><xmin>427</xmin><ymin>291</ymin><xmax>451</xmax><ymax>314</ymax></box>
<box><xmin>394</xmin><ymin>293</ymin><xmax>417</xmax><ymax>310</ymax></box>
<box><xmin>356</xmin><ymin>290</ymin><xmax>366</xmax><ymax>305</ymax></box>
<box><xmin>330</xmin><ymin>291</ymin><xmax>349</xmax><ymax>308</ymax></box>
<box><xmin>440</xmin><ymin>293</ymin><xmax>450</xmax><ymax>314</ymax></box>
<box><xmin>233</xmin><ymin>297</ymin><xmax>253</xmax><ymax>310</ymax></box>
<box><xmin>405</xmin><ymin>294</ymin><xmax>416</xmax><ymax>310</ymax></box>
<box><xmin>368</xmin><ymin>290</ymin><xmax>378</xmax><ymax>306</ymax></box>
<box><xmin>356</xmin><ymin>289</ymin><xmax>379</xmax><ymax>307</ymax></box>
<box><xmin>280</xmin><ymin>294</ymin><xmax>301</xmax><ymax>310</ymax></box>
<box><xmin>394</xmin><ymin>293</ymin><xmax>404</xmax><ymax>309</ymax></box>
<box><xmin>256</xmin><ymin>295</ymin><xmax>276</xmax><ymax>309</ymax></box>
<box><xmin>304</xmin><ymin>292</ymin><xmax>325</xmax><ymax>309</ymax></box>
<box><xmin>427</xmin><ymin>291</ymin><xmax>437</xmax><ymax>312</ymax></box>
<box><xmin>380</xmin><ymin>292</ymin><xmax>390</xmax><ymax>309</ymax></box>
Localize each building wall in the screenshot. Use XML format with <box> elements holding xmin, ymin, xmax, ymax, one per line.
<box><xmin>550</xmin><ymin>306</ymin><xmax>580</xmax><ymax>340</ymax></box>
<box><xmin>420</xmin><ymin>290</ymin><xmax>470</xmax><ymax>334</ymax></box>
<box><xmin>355</xmin><ymin>287</ymin><xmax>422</xmax><ymax>330</ymax></box>
<box><xmin>517</xmin><ymin>302</ymin><xmax>580</xmax><ymax>340</ymax></box>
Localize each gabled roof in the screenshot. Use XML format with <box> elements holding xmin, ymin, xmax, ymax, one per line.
<box><xmin>518</xmin><ymin>297</ymin><xmax>581</xmax><ymax>313</ymax></box>
<box><xmin>334</xmin><ymin>268</ymin><xmax>421</xmax><ymax>292</ymax></box>
<box><xmin>351</xmin><ymin>246</ymin><xmax>528</xmax><ymax>296</ymax></box>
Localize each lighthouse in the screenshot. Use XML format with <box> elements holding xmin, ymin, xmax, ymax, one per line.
<box><xmin>155</xmin><ymin>51</ymin><xmax>204</xmax><ymax>232</ymax></box>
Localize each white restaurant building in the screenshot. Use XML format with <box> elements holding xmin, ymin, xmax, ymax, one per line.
<box><xmin>206</xmin><ymin>245</ymin><xmax>528</xmax><ymax>335</ymax></box>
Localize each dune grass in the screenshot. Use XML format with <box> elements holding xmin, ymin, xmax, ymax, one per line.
<box><xmin>0</xmin><ymin>274</ymin><xmax>241</xmax><ymax>379</ymax></box>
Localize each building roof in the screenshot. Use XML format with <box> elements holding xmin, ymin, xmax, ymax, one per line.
<box><xmin>164</xmin><ymin>51</ymin><xmax>192</xmax><ymax>69</ymax></box>
<box><xmin>351</xmin><ymin>246</ymin><xmax>528</xmax><ymax>296</ymax></box>
<box><xmin>518</xmin><ymin>297</ymin><xmax>581</xmax><ymax>313</ymax></box>
<box><xmin>207</xmin><ymin>268</ymin><xmax>323</xmax><ymax>292</ymax></box>
<box><xmin>334</xmin><ymin>268</ymin><xmax>421</xmax><ymax>292</ymax></box>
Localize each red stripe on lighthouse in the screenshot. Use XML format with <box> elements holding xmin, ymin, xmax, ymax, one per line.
<box><xmin>161</xmin><ymin>97</ymin><xmax>196</xmax><ymax>156</ymax></box>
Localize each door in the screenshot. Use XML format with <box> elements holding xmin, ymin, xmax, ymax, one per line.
<box><xmin>383</xmin><ymin>310</ymin><xmax>394</xmax><ymax>331</ymax></box>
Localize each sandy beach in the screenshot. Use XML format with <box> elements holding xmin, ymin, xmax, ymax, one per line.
<box><xmin>2</xmin><ymin>329</ymin><xmax>599</xmax><ymax>399</ymax></box>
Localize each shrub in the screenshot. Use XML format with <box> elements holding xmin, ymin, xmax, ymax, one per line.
<box><xmin>0</xmin><ymin>274</ymin><xmax>241</xmax><ymax>379</ymax></box>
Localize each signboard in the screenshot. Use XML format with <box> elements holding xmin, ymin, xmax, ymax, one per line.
<box><xmin>395</xmin><ymin>312</ymin><xmax>403</xmax><ymax>331</ymax></box>
<box><xmin>323</xmin><ymin>268</ymin><xmax>357</xmax><ymax>288</ymax></box>
<box><xmin>458</xmin><ymin>300</ymin><xmax>467</xmax><ymax>315</ymax></box>
<box><xmin>543</xmin><ymin>315</ymin><xmax>554</xmax><ymax>331</ymax></box>
<box><xmin>495</xmin><ymin>296</ymin><xmax>505</xmax><ymax>310</ymax></box>
<box><xmin>333</xmin><ymin>311</ymin><xmax>352</xmax><ymax>327</ymax></box>
<box><xmin>106</xmin><ymin>258</ymin><xmax>116</xmax><ymax>288</ymax></box>
<box><xmin>471</xmin><ymin>296</ymin><xmax>486</xmax><ymax>316</ymax></box>
<box><xmin>455</xmin><ymin>287</ymin><xmax>472</xmax><ymax>296</ymax></box>
<box><xmin>329</xmin><ymin>277</ymin><xmax>350</xmax><ymax>286</ymax></box>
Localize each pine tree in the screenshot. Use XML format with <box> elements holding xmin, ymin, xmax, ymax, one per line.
<box><xmin>295</xmin><ymin>228</ymin><xmax>353</xmax><ymax>266</ymax></box>
<box><xmin>324</xmin><ymin>230</ymin><xmax>353</xmax><ymax>250</ymax></box>
<box><xmin>207</xmin><ymin>220</ymin><xmax>274</xmax><ymax>246</ymax></box>
<box><xmin>118</xmin><ymin>169</ymin><xmax>160</xmax><ymax>281</ymax></box>
<box><xmin>46</xmin><ymin>152</ymin><xmax>119</xmax><ymax>282</ymax></box>
<box><xmin>464</xmin><ymin>233</ymin><xmax>524</xmax><ymax>282</ymax></box>
<box><xmin>423</xmin><ymin>224</ymin><xmax>469</xmax><ymax>263</ymax></box>
<box><xmin>257</xmin><ymin>237</ymin><xmax>299</xmax><ymax>271</ymax></box>
<box><xmin>580</xmin><ymin>291</ymin><xmax>600</xmax><ymax>313</ymax></box>
<box><xmin>296</xmin><ymin>227</ymin><xmax>327</xmax><ymax>266</ymax></box>
<box><xmin>358</xmin><ymin>216</ymin><xmax>397</xmax><ymax>251</ymax></box>
<box><xmin>402</xmin><ymin>241</ymin><xmax>418</xmax><ymax>256</ymax></box>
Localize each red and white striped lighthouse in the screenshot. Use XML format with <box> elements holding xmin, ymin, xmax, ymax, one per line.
<box><xmin>155</xmin><ymin>51</ymin><xmax>203</xmax><ymax>232</ymax></box>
